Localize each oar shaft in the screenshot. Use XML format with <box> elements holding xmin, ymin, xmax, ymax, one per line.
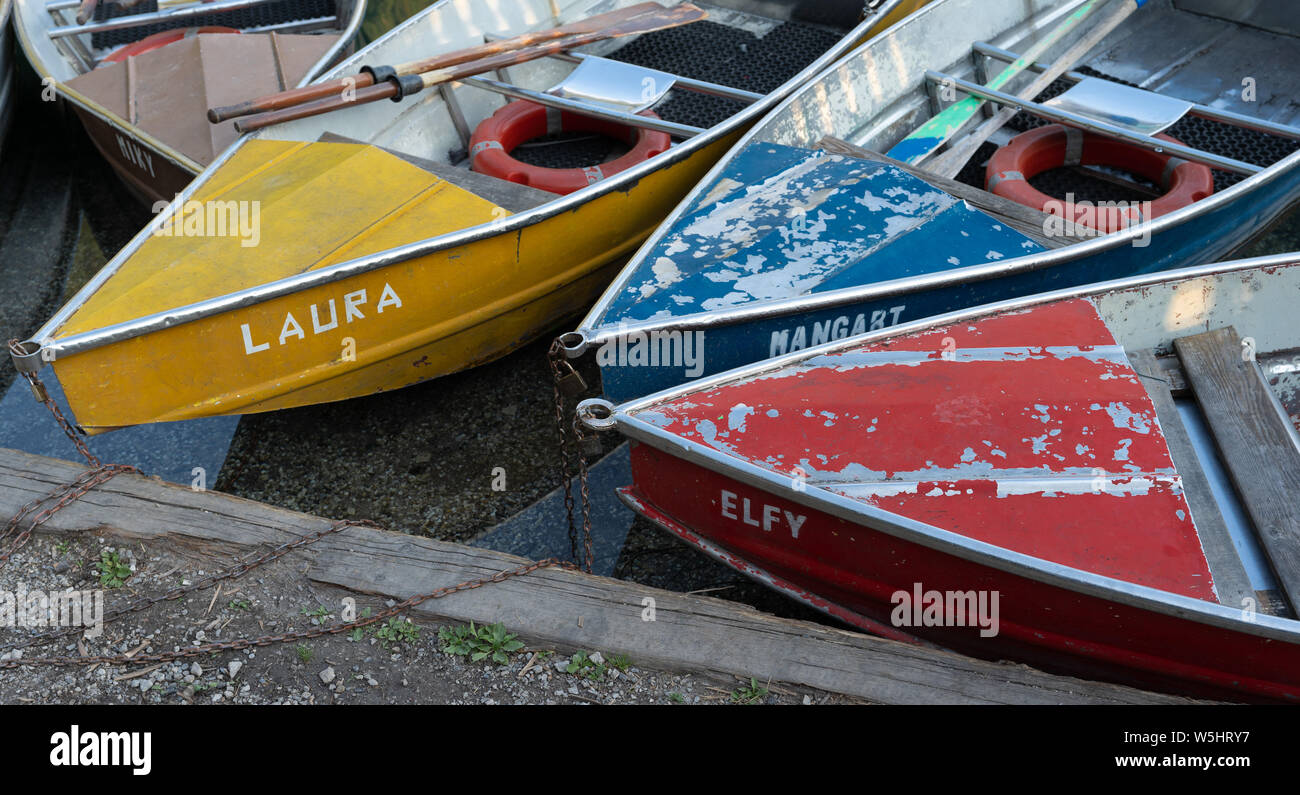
<box><xmin>925</xmin><ymin>0</ymin><xmax>1144</xmax><ymax>178</ymax></box>
<box><xmin>888</xmin><ymin>0</ymin><xmax>1110</xmax><ymax>165</ymax></box>
<box><xmin>234</xmin><ymin>34</ymin><xmax>585</xmax><ymax>133</ymax></box>
<box><xmin>208</xmin><ymin>1</ymin><xmax>665</xmax><ymax>122</ymax></box>
<box><xmin>234</xmin><ymin>4</ymin><xmax>706</xmax><ymax>133</ymax></box>
<box><xmin>235</xmin><ymin>82</ymin><xmax>398</xmax><ymax>132</ymax></box>
<box><xmin>209</xmin><ymin>73</ymin><xmax>376</xmax><ymax>123</ymax></box>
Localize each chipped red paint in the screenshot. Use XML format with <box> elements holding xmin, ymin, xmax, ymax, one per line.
<box><xmin>639</xmin><ymin>299</ymin><xmax>1215</xmax><ymax>599</ymax></box>
<box><xmin>626</xmin><ymin>443</ymin><xmax>1300</xmax><ymax>701</ymax></box>
<box><xmin>615</xmin><ymin>297</ymin><xmax>1300</xmax><ymax>700</ymax></box>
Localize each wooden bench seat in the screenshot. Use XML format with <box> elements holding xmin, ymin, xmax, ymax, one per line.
<box><xmin>1171</xmin><ymin>326</ymin><xmax>1300</xmax><ymax>615</ymax></box>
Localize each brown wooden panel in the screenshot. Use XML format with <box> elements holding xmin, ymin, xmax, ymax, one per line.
<box><xmin>1129</xmin><ymin>349</ymin><xmax>1258</xmax><ymax>612</ymax></box>
<box><xmin>1175</xmin><ymin>326</ymin><xmax>1300</xmax><ymax>613</ymax></box>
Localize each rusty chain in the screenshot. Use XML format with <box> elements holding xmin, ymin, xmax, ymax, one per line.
<box><xmin>547</xmin><ymin>338</ymin><xmax>600</xmax><ymax>573</ymax></box>
<box><xmin>0</xmin><ymin>347</ymin><xmax>579</xmax><ymax>670</ymax></box>
<box><xmin>573</xmin><ymin>415</ymin><xmax>596</xmax><ymax>573</ymax></box>
<box><xmin>0</xmin><ymin>555</ymin><xmax>576</xmax><ymax>670</ymax></box>
<box><xmin>0</xmin><ymin>518</ymin><xmax>381</xmax><ymax>654</ymax></box>
<box><xmin>547</xmin><ymin>339</ymin><xmax>583</xmax><ymax>565</ymax></box>
<box><xmin>8</xmin><ymin>340</ymin><xmax>101</xmax><ymax>467</ymax></box>
<box><xmin>0</xmin><ymin>465</ymin><xmax>140</xmax><ymax>567</ymax></box>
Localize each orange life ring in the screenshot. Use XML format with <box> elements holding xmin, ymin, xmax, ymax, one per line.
<box><xmin>469</xmin><ymin>100</ymin><xmax>672</xmax><ymax>195</ymax></box>
<box><xmin>985</xmin><ymin>124</ymin><xmax>1214</xmax><ymax>234</ymax></box>
<box><xmin>102</xmin><ymin>27</ymin><xmax>241</xmax><ymax>64</ymax></box>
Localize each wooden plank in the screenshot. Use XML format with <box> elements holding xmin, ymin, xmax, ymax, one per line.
<box><xmin>817</xmin><ymin>136</ymin><xmax>1093</xmax><ymax>248</ymax></box>
<box><xmin>317</xmin><ymin>132</ymin><xmax>556</xmax><ymax>212</ymax></box>
<box><xmin>0</xmin><ymin>447</ymin><xmax>1197</xmax><ymax>704</ymax></box>
<box><xmin>1154</xmin><ymin>352</ymin><xmax>1190</xmax><ymax>396</ymax></box>
<box><xmin>1174</xmin><ymin>326</ymin><xmax>1300</xmax><ymax>613</ymax></box>
<box><xmin>1129</xmin><ymin>349</ymin><xmax>1258</xmax><ymax>613</ymax></box>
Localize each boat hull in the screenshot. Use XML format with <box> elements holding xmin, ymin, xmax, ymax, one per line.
<box><xmin>596</xmin><ymin>162</ymin><xmax>1300</xmax><ymax>401</ymax></box>
<box><xmin>10</xmin><ymin>0</ymin><xmax>366</xmax><ymax>204</ymax></box>
<box><xmin>50</xmin><ymin>133</ymin><xmax>736</xmax><ymax>432</ymax></box>
<box><xmin>622</xmin><ymin>442</ymin><xmax>1300</xmax><ymax>702</ymax></box>
<box><xmin>20</xmin><ymin>1</ymin><xmax>932</xmax><ymax>431</ymax></box>
<box><xmin>71</xmin><ymin>104</ymin><xmax>197</xmax><ymax>206</ymax></box>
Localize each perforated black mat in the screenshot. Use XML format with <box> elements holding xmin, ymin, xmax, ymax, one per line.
<box><xmin>953</xmin><ymin>67</ymin><xmax>1300</xmax><ymax>199</ymax></box>
<box><xmin>512</xmin><ymin>19</ymin><xmax>843</xmax><ymax>170</ymax></box>
<box><xmin>91</xmin><ymin>0</ymin><xmax>337</xmax><ymax>49</ymax></box>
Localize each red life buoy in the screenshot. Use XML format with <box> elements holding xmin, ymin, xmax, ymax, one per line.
<box><xmin>469</xmin><ymin>100</ymin><xmax>672</xmax><ymax>195</ymax></box>
<box><xmin>985</xmin><ymin>124</ymin><xmax>1214</xmax><ymax>234</ymax></box>
<box><xmin>102</xmin><ymin>27</ymin><xmax>241</xmax><ymax>64</ymax></box>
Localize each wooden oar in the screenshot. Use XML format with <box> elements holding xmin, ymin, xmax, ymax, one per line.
<box><xmin>209</xmin><ymin>2</ymin><xmax>677</xmax><ymax>123</ymax></box>
<box><xmin>886</xmin><ymin>0</ymin><xmax>1121</xmax><ymax>167</ymax></box>
<box><xmin>74</xmin><ymin>0</ymin><xmax>99</xmax><ymax>25</ymax></box>
<box><xmin>924</xmin><ymin>0</ymin><xmax>1146</xmax><ymax>179</ymax></box>
<box><xmin>232</xmin><ymin>4</ymin><xmax>706</xmax><ymax>133</ymax></box>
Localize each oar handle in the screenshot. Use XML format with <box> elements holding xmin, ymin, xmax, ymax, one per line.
<box><xmin>207</xmin><ymin>1</ymin><xmax>673</xmax><ymax>123</ymax></box>
<box><xmin>235</xmin><ymin>81</ymin><xmax>397</xmax><ymax>133</ymax></box>
<box><xmin>75</xmin><ymin>0</ymin><xmax>99</xmax><ymax>26</ymax></box>
<box><xmin>231</xmin><ymin>4</ymin><xmax>707</xmax><ymax>133</ymax></box>
<box><xmin>209</xmin><ymin>72</ymin><xmax>378</xmax><ymax>122</ymax></box>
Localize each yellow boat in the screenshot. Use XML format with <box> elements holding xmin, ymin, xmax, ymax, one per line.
<box><xmin>11</xmin><ymin>0</ymin><xmax>927</xmax><ymax>434</ymax></box>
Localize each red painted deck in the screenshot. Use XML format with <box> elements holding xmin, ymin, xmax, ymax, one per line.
<box><xmin>636</xmin><ymin>299</ymin><xmax>1217</xmax><ymax>601</ymax></box>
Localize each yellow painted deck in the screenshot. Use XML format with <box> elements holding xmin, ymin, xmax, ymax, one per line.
<box><xmin>51</xmin><ymin>134</ymin><xmax>736</xmax><ymax>432</ymax></box>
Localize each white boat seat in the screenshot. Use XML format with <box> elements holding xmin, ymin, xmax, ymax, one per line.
<box><xmin>545</xmin><ymin>56</ymin><xmax>678</xmax><ymax>114</ymax></box>
<box><xmin>1043</xmin><ymin>77</ymin><xmax>1194</xmax><ymax>136</ymax></box>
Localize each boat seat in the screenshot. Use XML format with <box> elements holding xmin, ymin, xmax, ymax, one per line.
<box><xmin>1043</xmin><ymin>77</ymin><xmax>1194</xmax><ymax>136</ymax></box>
<box><xmin>1171</xmin><ymin>326</ymin><xmax>1300</xmax><ymax>616</ymax></box>
<box><xmin>317</xmin><ymin>133</ymin><xmax>554</xmax><ymax>212</ymax></box>
<box><xmin>545</xmin><ymin>56</ymin><xmax>678</xmax><ymax>114</ymax></box>
<box><xmin>1129</xmin><ymin>350</ymin><xmax>1269</xmax><ymax>614</ymax></box>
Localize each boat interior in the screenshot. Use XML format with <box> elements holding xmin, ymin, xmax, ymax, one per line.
<box><xmin>16</xmin><ymin>0</ymin><xmax>367</xmax><ymax>166</ymax></box>
<box><xmin>254</xmin><ymin>0</ymin><xmax>871</xmax><ymax>206</ymax></box>
<box><xmin>17</xmin><ymin>0</ymin><xmax>365</xmax><ymax>81</ymax></box>
<box><xmin>1093</xmin><ymin>261</ymin><xmax>1300</xmax><ymax>621</ymax></box>
<box><xmin>748</xmin><ymin>0</ymin><xmax>1300</xmax><ymax>249</ymax></box>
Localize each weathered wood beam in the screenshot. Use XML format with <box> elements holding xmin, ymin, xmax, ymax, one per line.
<box><xmin>0</xmin><ymin>447</ymin><xmax>1198</xmax><ymax>704</ymax></box>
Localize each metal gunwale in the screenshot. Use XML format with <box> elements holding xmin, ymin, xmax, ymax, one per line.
<box><xmin>11</xmin><ymin>0</ymin><xmax>905</xmax><ymax>372</ymax></box>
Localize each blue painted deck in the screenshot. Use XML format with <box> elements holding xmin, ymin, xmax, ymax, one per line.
<box><xmin>598</xmin><ymin>143</ymin><xmax>1042</xmax><ymax>325</ymax></box>
<box><xmin>589</xmin><ymin>141</ymin><xmax>1300</xmax><ymax>402</ymax></box>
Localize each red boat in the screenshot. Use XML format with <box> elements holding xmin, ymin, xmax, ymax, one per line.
<box><xmin>578</xmin><ymin>254</ymin><xmax>1300</xmax><ymax>702</ymax></box>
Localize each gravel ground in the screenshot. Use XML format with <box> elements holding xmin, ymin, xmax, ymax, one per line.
<box><xmin>0</xmin><ymin>533</ymin><xmax>863</xmax><ymax>706</ymax></box>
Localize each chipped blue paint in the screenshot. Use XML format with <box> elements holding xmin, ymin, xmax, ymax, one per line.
<box><xmin>597</xmin><ymin>143</ymin><xmax>1041</xmax><ymax>324</ymax></box>
<box><xmin>588</xmin><ymin>142</ymin><xmax>1300</xmax><ymax>403</ymax></box>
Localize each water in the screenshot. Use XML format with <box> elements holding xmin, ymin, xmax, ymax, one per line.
<box><xmin>0</xmin><ymin>370</ymin><xmax>240</xmax><ymax>485</ymax></box>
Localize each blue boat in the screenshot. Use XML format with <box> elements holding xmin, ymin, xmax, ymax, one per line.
<box><xmin>562</xmin><ymin>0</ymin><xmax>1300</xmax><ymax>402</ymax></box>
